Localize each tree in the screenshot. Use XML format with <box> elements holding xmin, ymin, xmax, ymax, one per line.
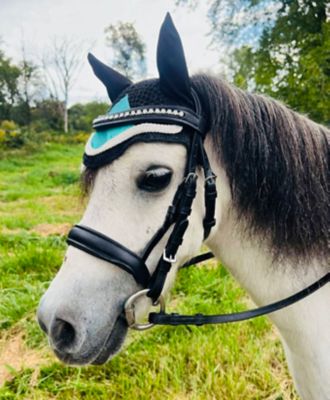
<box><xmin>42</xmin><ymin>38</ymin><xmax>83</xmax><ymax>132</ymax></box>
<box><xmin>104</xmin><ymin>22</ymin><xmax>146</xmax><ymax>80</ymax></box>
<box><xmin>251</xmin><ymin>1</ymin><xmax>329</xmax><ymax>123</ymax></box>
<box><xmin>177</xmin><ymin>0</ymin><xmax>330</xmax><ymax>123</ymax></box>
<box><xmin>16</xmin><ymin>40</ymin><xmax>40</xmax><ymax>126</ymax></box>
<box><xmin>177</xmin><ymin>0</ymin><xmax>280</xmax><ymax>52</ymax></box>
<box><xmin>0</xmin><ymin>50</ymin><xmax>21</xmax><ymax>121</ymax></box>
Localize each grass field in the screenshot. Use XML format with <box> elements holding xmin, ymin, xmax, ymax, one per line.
<box><xmin>0</xmin><ymin>143</ymin><xmax>298</xmax><ymax>399</ymax></box>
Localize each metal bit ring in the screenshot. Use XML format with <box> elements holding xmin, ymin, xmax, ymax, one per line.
<box><xmin>124</xmin><ymin>289</ymin><xmax>165</xmax><ymax>330</ymax></box>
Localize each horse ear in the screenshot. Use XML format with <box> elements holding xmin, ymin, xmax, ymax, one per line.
<box><xmin>157</xmin><ymin>13</ymin><xmax>192</xmax><ymax>104</ymax></box>
<box><xmin>87</xmin><ymin>53</ymin><xmax>132</xmax><ymax>102</ymax></box>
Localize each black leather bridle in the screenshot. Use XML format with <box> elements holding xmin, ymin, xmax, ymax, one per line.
<box><xmin>67</xmin><ymin>91</ymin><xmax>329</xmax><ymax>330</ymax></box>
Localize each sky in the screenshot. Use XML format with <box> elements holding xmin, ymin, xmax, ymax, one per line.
<box><xmin>0</xmin><ymin>0</ymin><xmax>221</xmax><ymax>105</ymax></box>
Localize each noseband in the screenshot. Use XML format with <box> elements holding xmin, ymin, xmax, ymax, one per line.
<box><xmin>67</xmin><ymin>91</ymin><xmax>329</xmax><ymax>330</ymax></box>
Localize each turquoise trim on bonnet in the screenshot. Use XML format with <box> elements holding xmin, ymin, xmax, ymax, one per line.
<box><xmin>91</xmin><ymin>95</ymin><xmax>134</xmax><ymax>149</ymax></box>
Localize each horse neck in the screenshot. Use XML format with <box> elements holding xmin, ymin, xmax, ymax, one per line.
<box><xmin>204</xmin><ymin>137</ymin><xmax>330</xmax><ymax>399</ymax></box>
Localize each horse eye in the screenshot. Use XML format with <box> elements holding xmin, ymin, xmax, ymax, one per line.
<box><xmin>137</xmin><ymin>167</ymin><xmax>172</xmax><ymax>192</ymax></box>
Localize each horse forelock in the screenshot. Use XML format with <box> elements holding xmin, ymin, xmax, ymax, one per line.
<box><xmin>192</xmin><ymin>74</ymin><xmax>329</xmax><ymax>263</ymax></box>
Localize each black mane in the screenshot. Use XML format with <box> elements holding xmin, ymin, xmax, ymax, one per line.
<box><xmin>192</xmin><ymin>74</ymin><xmax>329</xmax><ymax>262</ymax></box>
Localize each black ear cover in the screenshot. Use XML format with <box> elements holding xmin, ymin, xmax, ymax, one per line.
<box><xmin>157</xmin><ymin>13</ymin><xmax>192</xmax><ymax>104</ymax></box>
<box><xmin>88</xmin><ymin>53</ymin><xmax>132</xmax><ymax>101</ymax></box>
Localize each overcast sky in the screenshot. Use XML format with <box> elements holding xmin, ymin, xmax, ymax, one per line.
<box><xmin>0</xmin><ymin>0</ymin><xmax>220</xmax><ymax>104</ymax></box>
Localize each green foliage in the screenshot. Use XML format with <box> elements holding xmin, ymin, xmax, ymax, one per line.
<box><xmin>250</xmin><ymin>1</ymin><xmax>330</xmax><ymax>123</ymax></box>
<box><xmin>15</xmin><ymin>58</ymin><xmax>40</xmax><ymax>126</ymax></box>
<box><xmin>104</xmin><ymin>22</ymin><xmax>147</xmax><ymax>80</ymax></box>
<box><xmin>0</xmin><ymin>51</ymin><xmax>21</xmax><ymax>121</ymax></box>
<box><xmin>231</xmin><ymin>46</ymin><xmax>255</xmax><ymax>90</ymax></box>
<box><xmin>31</xmin><ymin>99</ymin><xmax>64</xmax><ymax>132</ymax></box>
<box><xmin>0</xmin><ymin>120</ymin><xmax>77</xmax><ymax>153</ymax></box>
<box><xmin>179</xmin><ymin>0</ymin><xmax>330</xmax><ymax>124</ymax></box>
<box><xmin>69</xmin><ymin>101</ymin><xmax>109</xmax><ymax>132</ymax></box>
<box><xmin>51</xmin><ymin>131</ymin><xmax>90</xmax><ymax>144</ymax></box>
<box><xmin>177</xmin><ymin>0</ymin><xmax>275</xmax><ymax>48</ymax></box>
<box><xmin>0</xmin><ymin>120</ymin><xmax>27</xmax><ymax>149</ymax></box>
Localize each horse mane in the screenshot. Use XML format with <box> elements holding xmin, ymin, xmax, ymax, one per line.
<box><xmin>192</xmin><ymin>74</ymin><xmax>329</xmax><ymax>262</ymax></box>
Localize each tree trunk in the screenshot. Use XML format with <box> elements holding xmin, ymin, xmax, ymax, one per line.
<box><xmin>64</xmin><ymin>90</ymin><xmax>68</xmax><ymax>133</ymax></box>
<box><xmin>64</xmin><ymin>104</ymin><xmax>68</xmax><ymax>133</ymax></box>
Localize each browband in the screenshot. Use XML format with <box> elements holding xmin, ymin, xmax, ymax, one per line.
<box><xmin>92</xmin><ymin>105</ymin><xmax>207</xmax><ymax>135</ymax></box>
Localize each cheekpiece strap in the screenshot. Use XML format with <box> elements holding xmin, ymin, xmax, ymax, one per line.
<box><xmin>93</xmin><ymin>105</ymin><xmax>207</xmax><ymax>136</ymax></box>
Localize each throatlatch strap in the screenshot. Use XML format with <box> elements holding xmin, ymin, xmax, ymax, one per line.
<box><xmin>67</xmin><ymin>225</ymin><xmax>150</xmax><ymax>287</ymax></box>
<box><xmin>149</xmin><ymin>272</ymin><xmax>330</xmax><ymax>325</ymax></box>
<box><xmin>180</xmin><ymin>252</ymin><xmax>214</xmax><ymax>268</ymax></box>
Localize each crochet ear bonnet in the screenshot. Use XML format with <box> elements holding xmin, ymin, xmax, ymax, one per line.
<box><xmin>84</xmin><ymin>13</ymin><xmax>206</xmax><ymax>170</ymax></box>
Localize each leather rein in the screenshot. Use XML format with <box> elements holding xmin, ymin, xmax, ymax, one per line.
<box><xmin>67</xmin><ymin>91</ymin><xmax>329</xmax><ymax>330</ymax></box>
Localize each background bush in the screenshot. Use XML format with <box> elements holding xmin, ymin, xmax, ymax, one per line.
<box><xmin>0</xmin><ymin>120</ymin><xmax>27</xmax><ymax>149</ymax></box>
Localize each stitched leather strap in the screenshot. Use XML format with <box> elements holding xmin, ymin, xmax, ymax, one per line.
<box><xmin>146</xmin><ymin>133</ymin><xmax>200</xmax><ymax>302</ymax></box>
<box><xmin>148</xmin><ymin>272</ymin><xmax>330</xmax><ymax>325</ymax></box>
<box><xmin>93</xmin><ymin>105</ymin><xmax>207</xmax><ymax>135</ymax></box>
<box><xmin>199</xmin><ymin>140</ymin><xmax>217</xmax><ymax>240</ymax></box>
<box><xmin>180</xmin><ymin>252</ymin><xmax>214</xmax><ymax>268</ymax></box>
<box><xmin>67</xmin><ymin>225</ymin><xmax>151</xmax><ymax>287</ymax></box>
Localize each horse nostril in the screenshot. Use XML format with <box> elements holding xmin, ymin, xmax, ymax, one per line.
<box><xmin>51</xmin><ymin>318</ymin><xmax>76</xmax><ymax>349</ymax></box>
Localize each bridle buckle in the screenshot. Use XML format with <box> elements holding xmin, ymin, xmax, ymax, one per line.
<box><xmin>184</xmin><ymin>172</ymin><xmax>197</xmax><ymax>183</ymax></box>
<box><xmin>124</xmin><ymin>289</ymin><xmax>165</xmax><ymax>330</ymax></box>
<box><xmin>163</xmin><ymin>249</ymin><xmax>177</xmax><ymax>264</ymax></box>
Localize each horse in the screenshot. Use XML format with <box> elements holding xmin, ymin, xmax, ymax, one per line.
<box><xmin>37</xmin><ymin>14</ymin><xmax>330</xmax><ymax>399</ymax></box>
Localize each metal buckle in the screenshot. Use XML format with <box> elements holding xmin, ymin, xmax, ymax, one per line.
<box><xmin>163</xmin><ymin>249</ymin><xmax>177</xmax><ymax>263</ymax></box>
<box><xmin>184</xmin><ymin>172</ymin><xmax>197</xmax><ymax>183</ymax></box>
<box><xmin>124</xmin><ymin>289</ymin><xmax>165</xmax><ymax>331</ymax></box>
<box><xmin>205</xmin><ymin>173</ymin><xmax>217</xmax><ymax>182</ymax></box>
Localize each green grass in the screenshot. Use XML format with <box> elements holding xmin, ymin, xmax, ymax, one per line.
<box><xmin>0</xmin><ymin>143</ymin><xmax>82</xmax><ymax>232</ymax></box>
<box><xmin>0</xmin><ymin>143</ymin><xmax>298</xmax><ymax>399</ymax></box>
